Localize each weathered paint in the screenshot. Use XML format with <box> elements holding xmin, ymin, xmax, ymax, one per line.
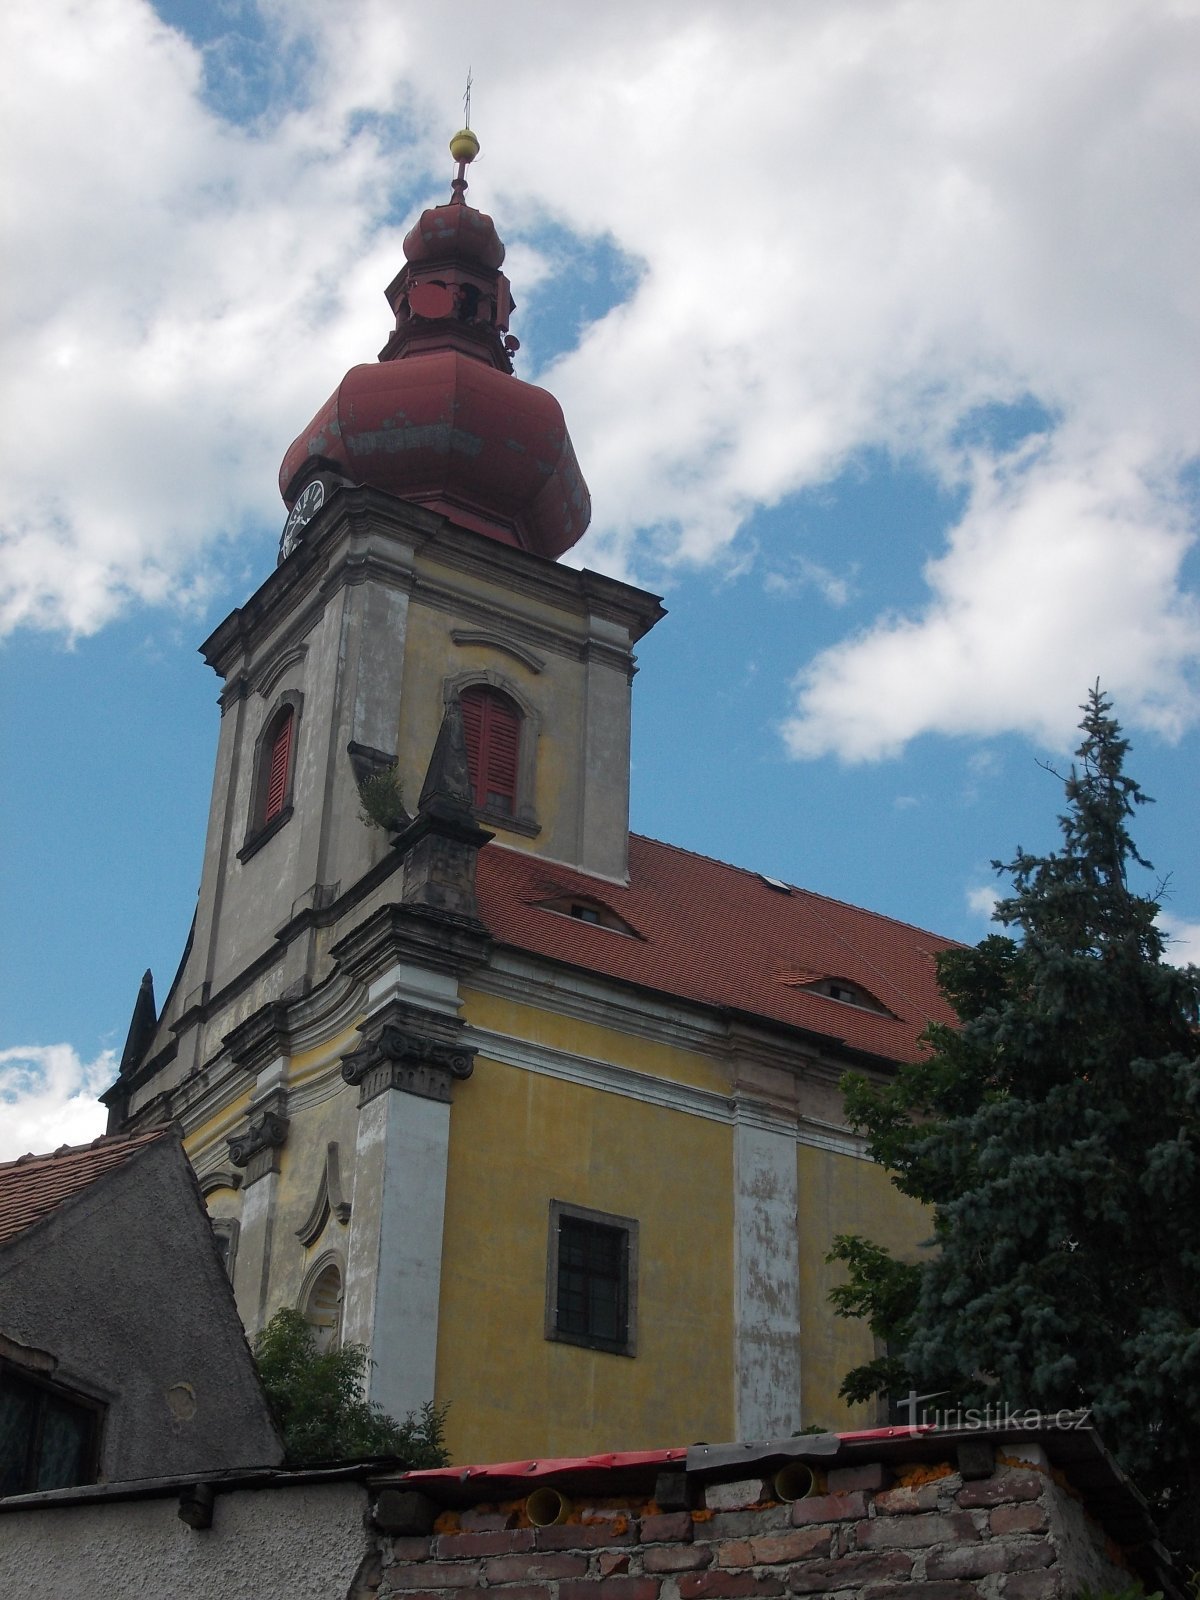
<box><xmin>186</xmin><ymin>954</ymin><xmax>937</xmax><ymax>1464</ymax></box>
<box><xmin>347</xmin><ymin>1081</ymin><xmax>454</xmax><ymax>1420</ymax></box>
<box><xmin>280</xmin><ymin>351</ymin><xmax>588</xmax><ymax>559</ymax></box>
<box><xmin>733</xmin><ymin>1113</ymin><xmax>802</xmax><ymax>1439</ymax></box>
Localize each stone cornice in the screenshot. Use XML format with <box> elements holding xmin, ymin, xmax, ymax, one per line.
<box><xmin>199</xmin><ymin>488</ymin><xmax>664</xmax><ymax>684</ymax></box>
<box><xmin>330</xmin><ymin>901</ymin><xmax>491</xmax><ymax>988</ymax></box>
<box><xmin>223</xmin><ymin>1000</ymin><xmax>294</xmax><ymax>1076</ymax></box>
<box><xmin>468</xmin><ymin>949</ymin><xmax>896</xmax><ymax>1088</ymax></box>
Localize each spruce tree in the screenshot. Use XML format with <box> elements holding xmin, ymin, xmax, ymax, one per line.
<box><xmin>833</xmin><ymin>686</ymin><xmax>1200</xmax><ymax>1548</ymax></box>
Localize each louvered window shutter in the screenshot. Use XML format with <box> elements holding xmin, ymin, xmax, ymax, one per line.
<box><xmin>460</xmin><ymin>688</ymin><xmax>520</xmax><ymax>816</ymax></box>
<box><xmin>264</xmin><ymin>711</ymin><xmax>294</xmax><ymax>823</ymax></box>
<box><xmin>461</xmin><ymin>691</ymin><xmax>483</xmax><ymax>789</ymax></box>
<box><xmin>484</xmin><ymin>703</ymin><xmax>519</xmax><ymax>813</ymax></box>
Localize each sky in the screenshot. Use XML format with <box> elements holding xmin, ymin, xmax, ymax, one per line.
<box><xmin>2</xmin><ymin>0</ymin><xmax>1198</xmax><ymax>1160</ymax></box>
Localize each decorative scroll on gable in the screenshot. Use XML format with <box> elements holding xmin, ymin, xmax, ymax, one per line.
<box><xmin>295</xmin><ymin>1141</ymin><xmax>352</xmax><ymax>1248</ymax></box>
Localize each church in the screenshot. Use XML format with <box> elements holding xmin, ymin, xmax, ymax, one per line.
<box><xmin>102</xmin><ymin>128</ymin><xmax>956</xmax><ymax>1466</ymax></box>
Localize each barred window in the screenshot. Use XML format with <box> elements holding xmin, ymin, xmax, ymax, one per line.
<box><xmin>546</xmin><ymin>1201</ymin><xmax>637</xmax><ymax>1357</ymax></box>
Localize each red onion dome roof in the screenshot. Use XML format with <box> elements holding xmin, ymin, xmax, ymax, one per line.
<box><xmin>279</xmin><ymin>352</ymin><xmax>590</xmax><ymax>559</ymax></box>
<box><xmin>279</xmin><ymin>128</ymin><xmax>590</xmax><ymax>562</ymax></box>
<box><xmin>402</xmin><ymin>202</ymin><xmax>505</xmax><ymax>271</ymax></box>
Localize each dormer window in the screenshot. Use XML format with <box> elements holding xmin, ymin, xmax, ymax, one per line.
<box><xmin>460</xmin><ymin>685</ymin><xmax>521</xmax><ymax>818</ymax></box>
<box><xmin>799</xmin><ymin>975</ymin><xmax>894</xmax><ymax>1016</ymax></box>
<box><xmin>534</xmin><ymin>894</ymin><xmax>639</xmax><ymax>937</ymax></box>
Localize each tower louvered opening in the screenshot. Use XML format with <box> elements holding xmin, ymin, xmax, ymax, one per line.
<box><xmin>460</xmin><ymin>686</ymin><xmax>520</xmax><ymax>816</ymax></box>
<box><xmin>264</xmin><ymin>710</ymin><xmax>294</xmax><ymax>823</ymax></box>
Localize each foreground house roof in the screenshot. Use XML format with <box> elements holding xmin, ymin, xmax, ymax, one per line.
<box><xmin>0</xmin><ymin>1129</ymin><xmax>172</xmax><ymax>1247</ymax></box>
<box><xmin>476</xmin><ymin>835</ymin><xmax>960</xmax><ymax>1062</ymax></box>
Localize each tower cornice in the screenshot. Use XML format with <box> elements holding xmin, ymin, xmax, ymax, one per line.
<box><xmin>200</xmin><ymin>488</ymin><xmax>665</xmax><ymax>683</ymax></box>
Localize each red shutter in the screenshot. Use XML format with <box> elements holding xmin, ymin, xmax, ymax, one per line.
<box><xmin>460</xmin><ymin>688</ymin><xmax>520</xmax><ymax>815</ymax></box>
<box><xmin>461</xmin><ymin>691</ymin><xmax>483</xmax><ymax>794</ymax></box>
<box><xmin>264</xmin><ymin>711</ymin><xmax>293</xmax><ymax>822</ymax></box>
<box><xmin>484</xmin><ymin>701</ymin><xmax>519</xmax><ymax>812</ymax></box>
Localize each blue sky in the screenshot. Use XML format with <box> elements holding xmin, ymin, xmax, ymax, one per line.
<box><xmin>2</xmin><ymin>0</ymin><xmax>1198</xmax><ymax>1156</ymax></box>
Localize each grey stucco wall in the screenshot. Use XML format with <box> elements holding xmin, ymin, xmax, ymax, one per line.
<box><xmin>0</xmin><ymin>1135</ymin><xmax>282</xmax><ymax>1480</ymax></box>
<box><xmin>0</xmin><ymin>1481</ymin><xmax>370</xmax><ymax>1600</ymax></box>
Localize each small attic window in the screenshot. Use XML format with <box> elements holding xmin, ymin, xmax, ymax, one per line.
<box><xmin>800</xmin><ymin>976</ymin><xmax>894</xmax><ymax>1017</ymax></box>
<box><xmin>535</xmin><ymin>895</ymin><xmax>637</xmax><ymax>937</ymax></box>
<box><xmin>759</xmin><ymin>874</ymin><xmax>792</xmax><ymax>893</ymax></box>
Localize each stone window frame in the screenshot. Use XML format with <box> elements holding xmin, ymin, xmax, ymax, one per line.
<box><xmin>299</xmin><ymin>1251</ymin><xmax>345</xmax><ymax>1353</ymax></box>
<box><xmin>240</xmin><ymin>689</ymin><xmax>304</xmax><ymax>861</ymax></box>
<box><xmin>544</xmin><ymin>1199</ymin><xmax>638</xmax><ymax>1359</ymax></box>
<box><xmin>443</xmin><ymin>670</ymin><xmax>540</xmax><ymax>837</ymax></box>
<box><xmin>210</xmin><ymin>1217</ymin><xmax>240</xmax><ymax>1284</ymax></box>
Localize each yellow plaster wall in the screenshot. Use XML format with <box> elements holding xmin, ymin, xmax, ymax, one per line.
<box><xmin>796</xmin><ymin>1143</ymin><xmax>929</xmax><ymax>1431</ymax></box>
<box><xmin>462</xmin><ymin>989</ymin><xmax>728</xmax><ymax>1097</ymax></box>
<box><xmin>436</xmin><ymin>1057</ymin><xmax>734</xmax><ymax>1463</ymax></box>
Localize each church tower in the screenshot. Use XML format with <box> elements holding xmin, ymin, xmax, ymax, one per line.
<box><xmin>107</xmin><ymin>130</ymin><xmax>949</xmax><ymax>1462</ymax></box>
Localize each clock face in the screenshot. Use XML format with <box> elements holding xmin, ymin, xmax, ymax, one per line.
<box><xmin>278</xmin><ymin>478</ymin><xmax>326</xmax><ymax>561</ymax></box>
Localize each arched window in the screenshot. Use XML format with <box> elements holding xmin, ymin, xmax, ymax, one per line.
<box><xmin>240</xmin><ymin>695</ymin><xmax>302</xmax><ymax>860</ymax></box>
<box><xmin>263</xmin><ymin>709</ymin><xmax>294</xmax><ymax>825</ymax></box>
<box><xmin>460</xmin><ymin>686</ymin><xmax>521</xmax><ymax>817</ymax></box>
<box><xmin>302</xmin><ymin>1261</ymin><xmax>343</xmax><ymax>1353</ymax></box>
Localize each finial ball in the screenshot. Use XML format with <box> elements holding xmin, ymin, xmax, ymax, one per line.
<box><xmin>449</xmin><ymin>127</ymin><xmax>480</xmax><ymax>164</ymax></box>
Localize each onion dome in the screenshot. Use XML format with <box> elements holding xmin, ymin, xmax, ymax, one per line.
<box><xmin>279</xmin><ymin>130</ymin><xmax>591</xmax><ymax>560</ymax></box>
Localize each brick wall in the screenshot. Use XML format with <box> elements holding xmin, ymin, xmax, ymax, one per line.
<box><xmin>376</xmin><ymin>1453</ymin><xmax>1132</xmax><ymax>1600</ymax></box>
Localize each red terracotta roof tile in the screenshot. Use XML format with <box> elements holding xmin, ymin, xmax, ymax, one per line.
<box><xmin>475</xmin><ymin>836</ymin><xmax>960</xmax><ymax>1062</ymax></box>
<box><xmin>0</xmin><ymin>1128</ymin><xmax>172</xmax><ymax>1247</ymax></box>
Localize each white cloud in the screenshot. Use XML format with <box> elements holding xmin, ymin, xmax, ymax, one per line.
<box><xmin>764</xmin><ymin>558</ymin><xmax>855</xmax><ymax>608</ymax></box>
<box><xmin>0</xmin><ymin>1045</ymin><xmax>114</xmax><ymax>1163</ymax></box>
<box><xmin>967</xmin><ymin>884</ymin><xmax>1001</xmax><ymax>920</ymax></box>
<box><xmin>1</xmin><ymin>0</ymin><xmax>1197</xmax><ymax>757</ymax></box>
<box><xmin>783</xmin><ymin>431</ymin><xmax>1200</xmax><ymax>761</ymax></box>
<box><xmin>1158</xmin><ymin>913</ymin><xmax>1200</xmax><ymax>967</ymax></box>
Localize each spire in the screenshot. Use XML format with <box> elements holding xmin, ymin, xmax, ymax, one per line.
<box><xmin>394</xmin><ymin>701</ymin><xmax>493</xmax><ymax>919</ymax></box>
<box><xmin>449</xmin><ymin>68</ymin><xmax>479</xmax><ymax>205</ymax></box>
<box><xmin>119</xmin><ymin>969</ymin><xmax>157</xmax><ymax>1077</ymax></box>
<box><xmin>417</xmin><ymin>696</ymin><xmax>476</xmax><ymax>821</ymax></box>
<box><xmin>448</xmin><ymin>125</ymin><xmax>480</xmax><ymax>207</ymax></box>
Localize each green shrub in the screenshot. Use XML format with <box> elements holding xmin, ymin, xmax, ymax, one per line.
<box><xmin>254</xmin><ymin>1308</ymin><xmax>448</xmax><ymax>1467</ymax></box>
<box><xmin>357</xmin><ymin>763</ymin><xmax>405</xmax><ymax>831</ymax></box>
